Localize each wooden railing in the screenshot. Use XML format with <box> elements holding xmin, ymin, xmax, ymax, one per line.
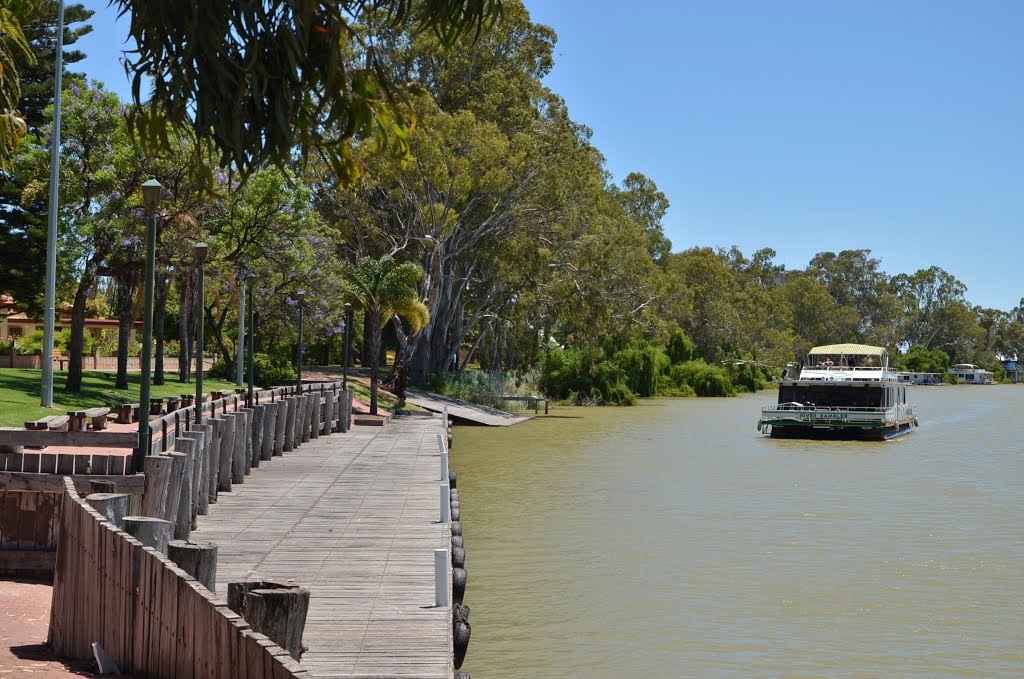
<box><xmin>49</xmin><ymin>477</ymin><xmax>309</xmax><ymax>679</ymax></box>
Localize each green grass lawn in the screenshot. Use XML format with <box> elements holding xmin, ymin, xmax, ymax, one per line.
<box><xmin>0</xmin><ymin>369</ymin><xmax>241</xmax><ymax>428</ymax></box>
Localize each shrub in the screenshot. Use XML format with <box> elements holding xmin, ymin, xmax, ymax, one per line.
<box><xmin>727</xmin><ymin>362</ymin><xmax>769</xmax><ymax>393</ymax></box>
<box><xmin>668</xmin><ymin>360</ymin><xmax>735</xmax><ymax>397</ymax></box>
<box><xmin>612</xmin><ymin>342</ymin><xmax>670</xmax><ymax>397</ymax></box>
<box><xmin>246</xmin><ymin>353</ymin><xmax>297</xmax><ymax>388</ymax></box>
<box><xmin>666</xmin><ymin>327</ymin><xmax>697</xmax><ymax>364</ymax></box>
<box><xmin>539</xmin><ymin>346</ymin><xmax>636</xmax><ymax>405</ymax></box>
<box><xmin>206</xmin><ymin>358</ymin><xmax>230</xmax><ymax>380</ymax></box>
<box><xmin>430</xmin><ymin>368</ymin><xmax>543</xmax><ymax>409</ymax></box>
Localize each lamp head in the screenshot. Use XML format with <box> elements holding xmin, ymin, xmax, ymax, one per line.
<box><xmin>297</xmin><ymin>290</ymin><xmax>306</xmax><ymax>303</ymax></box>
<box><xmin>344</xmin><ymin>302</ymin><xmax>352</xmax><ymax>311</ymax></box>
<box><xmin>194</xmin><ymin>242</ymin><xmax>208</xmax><ymax>263</ymax></box>
<box><xmin>141</xmin><ymin>177</ymin><xmax>163</xmax><ymax>212</ymax></box>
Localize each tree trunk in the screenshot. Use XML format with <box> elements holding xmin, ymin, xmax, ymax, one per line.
<box><xmin>115</xmin><ymin>275</ymin><xmax>133</xmax><ymax>390</ymax></box>
<box><xmin>361</xmin><ymin>309</ymin><xmax>371</xmax><ymax>367</ymax></box>
<box><xmin>65</xmin><ymin>265</ymin><xmax>95</xmax><ymax>394</ymax></box>
<box><xmin>369</xmin><ymin>310</ymin><xmax>382</xmax><ymax>415</ymax></box>
<box><xmin>154</xmin><ymin>271</ymin><xmax>168</xmax><ymax>385</ymax></box>
<box><xmin>178</xmin><ymin>270</ymin><xmax>192</xmax><ymax>383</ymax></box>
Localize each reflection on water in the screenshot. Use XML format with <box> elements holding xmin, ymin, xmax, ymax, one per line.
<box><xmin>452</xmin><ymin>387</ymin><xmax>1024</xmax><ymax>678</ymax></box>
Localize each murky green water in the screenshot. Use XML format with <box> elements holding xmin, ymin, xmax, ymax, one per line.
<box><xmin>451</xmin><ymin>387</ymin><xmax>1024</xmax><ymax>677</ymax></box>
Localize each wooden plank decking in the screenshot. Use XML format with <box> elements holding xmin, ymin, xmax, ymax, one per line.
<box><xmin>193</xmin><ymin>414</ymin><xmax>452</xmax><ymax>679</ymax></box>
<box><xmin>404</xmin><ymin>387</ymin><xmax>531</xmax><ymax>426</ymax></box>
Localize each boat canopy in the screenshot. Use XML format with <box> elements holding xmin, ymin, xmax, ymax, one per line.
<box><xmin>808</xmin><ymin>343</ymin><xmax>888</xmax><ymax>362</ymax></box>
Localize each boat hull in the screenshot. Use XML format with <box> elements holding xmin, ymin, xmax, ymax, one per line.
<box><xmin>765</xmin><ymin>421</ymin><xmax>914</xmax><ymax>441</ymax></box>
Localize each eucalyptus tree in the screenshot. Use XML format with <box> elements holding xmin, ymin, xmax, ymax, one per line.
<box><xmin>807</xmin><ymin>249</ymin><xmax>901</xmax><ymax>343</ymax></box>
<box><xmin>341</xmin><ymin>255</ymin><xmax>428</xmax><ymax>414</ymax></box>
<box><xmin>892</xmin><ymin>266</ymin><xmax>970</xmax><ymax>350</ymax></box>
<box><xmin>106</xmin><ymin>0</ymin><xmax>502</xmax><ymax>184</ymax></box>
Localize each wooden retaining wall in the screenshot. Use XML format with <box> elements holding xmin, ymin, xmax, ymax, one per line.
<box><xmin>48</xmin><ymin>478</ymin><xmax>308</xmax><ymax>679</ymax></box>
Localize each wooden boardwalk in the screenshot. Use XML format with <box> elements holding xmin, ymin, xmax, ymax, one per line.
<box><xmin>404</xmin><ymin>387</ymin><xmax>531</xmax><ymax>426</ymax></box>
<box><xmin>193</xmin><ymin>414</ymin><xmax>452</xmax><ymax>679</ymax></box>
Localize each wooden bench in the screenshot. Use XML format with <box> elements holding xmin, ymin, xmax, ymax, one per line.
<box><xmin>116</xmin><ymin>403</ymin><xmax>140</xmax><ymax>424</ymax></box>
<box><xmin>68</xmin><ymin>407</ymin><xmax>110</xmax><ymax>432</ymax></box>
<box><xmin>24</xmin><ymin>415</ymin><xmax>71</xmax><ymax>449</ymax></box>
<box><xmin>25</xmin><ymin>415</ymin><xmax>71</xmax><ymax>432</ymax></box>
<box><xmin>165</xmin><ymin>396</ymin><xmax>181</xmax><ymax>412</ymax></box>
<box><xmin>148</xmin><ymin>398</ymin><xmax>165</xmax><ymax>416</ymax></box>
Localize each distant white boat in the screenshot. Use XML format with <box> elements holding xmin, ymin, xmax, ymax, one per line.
<box><xmin>948</xmin><ymin>364</ymin><xmax>994</xmax><ymax>384</ymax></box>
<box><xmin>758</xmin><ymin>343</ymin><xmax>918</xmax><ymax>440</ymax></box>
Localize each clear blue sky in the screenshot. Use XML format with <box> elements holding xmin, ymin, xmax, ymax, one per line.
<box><xmin>76</xmin><ymin>1</ymin><xmax>1024</xmax><ymax>311</ymax></box>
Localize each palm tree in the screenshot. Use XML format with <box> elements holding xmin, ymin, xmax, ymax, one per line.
<box><xmin>341</xmin><ymin>255</ymin><xmax>428</xmax><ymax>415</ymax></box>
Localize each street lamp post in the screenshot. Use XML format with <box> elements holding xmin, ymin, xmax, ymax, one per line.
<box><xmin>343</xmin><ymin>302</ymin><xmax>352</xmax><ymax>391</ymax></box>
<box><xmin>40</xmin><ymin>0</ymin><xmax>66</xmax><ymax>408</ymax></box>
<box><xmin>236</xmin><ymin>279</ymin><xmax>245</xmax><ymax>386</ymax></box>
<box><xmin>247</xmin><ymin>278</ymin><xmax>255</xmax><ymax>406</ymax></box>
<box><xmin>136</xmin><ymin>178</ymin><xmax>162</xmax><ymax>470</ymax></box>
<box><xmin>296</xmin><ymin>290</ymin><xmax>306</xmax><ymax>391</ymax></box>
<box><xmin>194</xmin><ymin>242</ymin><xmax>208</xmax><ymax>426</ymax></box>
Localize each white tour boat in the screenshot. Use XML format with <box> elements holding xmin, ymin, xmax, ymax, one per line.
<box><xmin>758</xmin><ymin>343</ymin><xmax>918</xmax><ymax>440</ymax></box>
<box><xmin>948</xmin><ymin>363</ymin><xmax>994</xmax><ymax>384</ymax></box>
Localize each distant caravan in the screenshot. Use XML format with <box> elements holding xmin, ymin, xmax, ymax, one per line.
<box><xmin>758</xmin><ymin>344</ymin><xmax>918</xmax><ymax>440</ymax></box>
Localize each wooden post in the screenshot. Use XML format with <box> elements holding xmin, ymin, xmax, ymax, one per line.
<box><xmin>191</xmin><ymin>423</ymin><xmax>214</xmax><ymax>515</ymax></box>
<box><xmin>249</xmin><ymin>404</ymin><xmax>265</xmax><ymax>468</ymax></box>
<box><xmin>228</xmin><ymin>581</ymin><xmax>310</xmax><ymax>662</ymax></box>
<box><xmin>260</xmin><ymin>401</ymin><xmax>278</xmax><ymax>461</ymax></box>
<box><xmin>238</xmin><ymin>407</ymin><xmax>254</xmax><ymax>475</ymax></box>
<box><xmin>176</xmin><ymin>431</ymin><xmax>206</xmax><ymax>529</ymax></box>
<box><xmin>323</xmin><ymin>390</ymin><xmax>336</xmax><ymax>435</ymax></box>
<box><xmin>231</xmin><ymin>411</ymin><xmax>247</xmax><ymax>484</ymax></box>
<box><xmin>122</xmin><ymin>515</ymin><xmax>174</xmax><ymax>554</ymax></box>
<box><xmin>141</xmin><ymin>454</ymin><xmax>172</xmax><ymax>519</ymax></box>
<box><xmin>86</xmin><ymin>493</ymin><xmax>129</xmax><ymax>529</ymax></box>
<box><xmin>299</xmin><ymin>395</ymin><xmax>311</xmax><ymax>444</ymax></box>
<box><xmin>217</xmin><ymin>414</ymin><xmax>236</xmax><ymax>492</ymax></box>
<box><xmin>207</xmin><ymin>417</ymin><xmax>224</xmax><ymax>503</ymax></box>
<box><xmin>283</xmin><ymin>396</ymin><xmax>299</xmax><ymax>451</ymax></box>
<box><xmin>273</xmin><ymin>398</ymin><xmax>289</xmax><ymax>456</ymax></box>
<box><xmin>162</xmin><ymin>451</ymin><xmax>188</xmax><ymax>526</ymax></box>
<box><xmin>170</xmin><ymin>438</ymin><xmax>195</xmax><ymax>540</ymax></box>
<box><xmin>168</xmin><ymin>540</ymin><xmax>218</xmax><ymax>592</ymax></box>
<box><xmin>309</xmin><ymin>395</ymin><xmax>321</xmax><ymax>440</ymax></box>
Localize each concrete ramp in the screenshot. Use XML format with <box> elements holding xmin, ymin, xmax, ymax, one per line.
<box><xmin>404</xmin><ymin>388</ymin><xmax>532</xmax><ymax>426</ymax></box>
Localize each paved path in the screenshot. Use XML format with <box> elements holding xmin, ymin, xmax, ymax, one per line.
<box><xmin>193</xmin><ymin>414</ymin><xmax>452</xmax><ymax>679</ymax></box>
<box><xmin>404</xmin><ymin>388</ymin><xmax>531</xmax><ymax>426</ymax></box>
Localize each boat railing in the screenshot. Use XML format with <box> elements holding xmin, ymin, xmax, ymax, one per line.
<box><xmin>765</xmin><ymin>403</ymin><xmax>887</xmax><ymax>413</ymax></box>
<box><xmin>763</xmin><ymin>403</ymin><xmax>916</xmax><ymax>424</ymax></box>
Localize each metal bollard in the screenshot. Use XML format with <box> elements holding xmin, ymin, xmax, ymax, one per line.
<box><xmin>434</xmin><ymin>548</ymin><xmax>449</xmax><ymax>607</ymax></box>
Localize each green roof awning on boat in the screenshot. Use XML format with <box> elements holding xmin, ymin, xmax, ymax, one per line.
<box><xmin>808</xmin><ymin>343</ymin><xmax>887</xmax><ymax>359</ymax></box>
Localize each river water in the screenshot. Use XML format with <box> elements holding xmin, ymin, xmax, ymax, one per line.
<box><xmin>451</xmin><ymin>386</ymin><xmax>1024</xmax><ymax>677</ymax></box>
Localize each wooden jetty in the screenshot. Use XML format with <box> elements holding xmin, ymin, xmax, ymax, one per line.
<box><xmin>404</xmin><ymin>387</ymin><xmax>531</xmax><ymax>426</ymax></box>
<box><xmin>193</xmin><ymin>413</ymin><xmax>453</xmax><ymax>679</ymax></box>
